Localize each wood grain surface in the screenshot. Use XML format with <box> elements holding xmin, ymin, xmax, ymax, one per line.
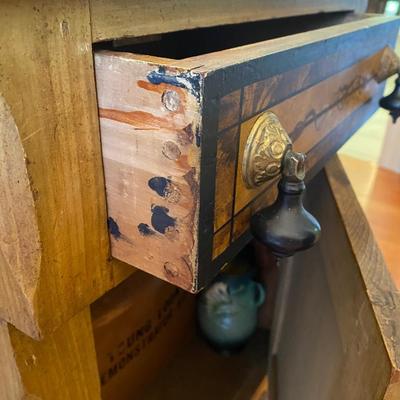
<box><xmin>0</xmin><ymin>95</ymin><xmax>41</xmax><ymax>337</ymax></box>
<box><xmin>2</xmin><ymin>308</ymin><xmax>101</xmax><ymax>399</ymax></box>
<box><xmin>212</xmin><ymin>46</ymin><xmax>398</xmax><ymax>253</ymax></box>
<box><xmin>212</xmin><ymin>222</ymin><xmax>231</xmax><ymax>259</ymax></box>
<box><xmin>214</xmin><ymin>126</ymin><xmax>240</xmax><ymax>231</ymax></box>
<box><xmin>340</xmin><ymin>155</ymin><xmax>400</xmax><ymax>286</ymax></box>
<box><xmin>0</xmin><ymin>321</ymin><xmax>24</xmax><ymax>400</ymax></box>
<box><xmin>0</xmin><ymin>0</ymin><xmax>133</xmax><ymax>339</ymax></box>
<box><xmin>234</xmin><ymin>47</ymin><xmax>398</xmax><ymax>214</ymax></box>
<box><xmin>325</xmin><ymin>156</ymin><xmax>400</xmax><ymax>399</ymax></box>
<box><xmin>180</xmin><ymin>15</ymin><xmax>399</xmax><ymax>72</ymax></box>
<box><xmin>91</xmin><ymin>271</ymin><xmax>195</xmax><ymax>400</ymax></box>
<box><xmin>95</xmin><ymin>51</ymin><xmax>203</xmax><ymax>292</ymax></box>
<box><xmin>90</xmin><ymin>0</ymin><xmax>367</xmax><ymax>42</ymax></box>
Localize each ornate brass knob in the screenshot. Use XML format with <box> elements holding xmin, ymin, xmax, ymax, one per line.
<box><xmin>379</xmin><ymin>73</ymin><xmax>400</xmax><ymax>123</ymax></box>
<box><xmin>242</xmin><ymin>112</ymin><xmax>321</xmax><ymax>258</ymax></box>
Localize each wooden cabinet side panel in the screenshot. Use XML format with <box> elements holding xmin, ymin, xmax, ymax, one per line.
<box><xmin>325</xmin><ymin>157</ymin><xmax>400</xmax><ymax>395</ymax></box>
<box><xmin>271</xmin><ymin>168</ymin><xmax>395</xmax><ymax>400</ymax></box>
<box><xmin>0</xmin><ymin>0</ymin><xmax>133</xmax><ymax>338</ymax></box>
<box><xmin>8</xmin><ymin>309</ymin><xmax>101</xmax><ymax>400</ymax></box>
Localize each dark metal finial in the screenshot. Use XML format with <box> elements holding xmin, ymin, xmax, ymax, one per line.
<box><xmin>379</xmin><ymin>73</ymin><xmax>400</xmax><ymax>123</ymax></box>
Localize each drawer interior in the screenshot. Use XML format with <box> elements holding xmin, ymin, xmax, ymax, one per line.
<box><xmin>96</xmin><ymin>11</ymin><xmax>365</xmax><ymax>60</ymax></box>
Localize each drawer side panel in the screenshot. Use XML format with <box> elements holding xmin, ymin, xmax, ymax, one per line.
<box><xmin>95</xmin><ymin>52</ymin><xmax>203</xmax><ymax>291</ymax></box>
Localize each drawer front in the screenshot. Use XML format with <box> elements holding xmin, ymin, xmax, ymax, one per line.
<box><xmin>212</xmin><ymin>46</ymin><xmax>398</xmax><ymax>258</ymax></box>
<box><xmin>95</xmin><ymin>15</ymin><xmax>399</xmax><ymax>292</ymax></box>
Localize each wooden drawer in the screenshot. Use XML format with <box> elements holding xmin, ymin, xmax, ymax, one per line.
<box><xmin>94</xmin><ymin>13</ymin><xmax>400</xmax><ymax>292</ymax></box>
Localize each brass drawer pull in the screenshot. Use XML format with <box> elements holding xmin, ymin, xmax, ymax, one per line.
<box><xmin>243</xmin><ymin>112</ymin><xmax>321</xmax><ymax>258</ymax></box>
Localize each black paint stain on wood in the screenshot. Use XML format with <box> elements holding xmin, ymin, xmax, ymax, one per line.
<box><xmin>147</xmin><ymin>66</ymin><xmax>201</xmax><ymax>101</ymax></box>
<box><xmin>138</xmin><ymin>223</ymin><xmax>156</xmax><ymax>236</ymax></box>
<box><xmin>108</xmin><ymin>217</ymin><xmax>121</xmax><ymax>239</ymax></box>
<box><xmin>151</xmin><ymin>205</ymin><xmax>176</xmax><ymax>234</ymax></box>
<box><xmin>195</xmin><ymin>125</ymin><xmax>201</xmax><ymax>147</ymax></box>
<box><xmin>148</xmin><ymin>177</ymin><xmax>172</xmax><ymax>198</ymax></box>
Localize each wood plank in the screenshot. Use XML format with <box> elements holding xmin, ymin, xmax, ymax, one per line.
<box><xmin>1</xmin><ymin>272</ymin><xmax>195</xmax><ymax>400</ymax></box>
<box><xmin>0</xmin><ymin>0</ymin><xmax>133</xmax><ymax>338</ymax></box>
<box><xmin>214</xmin><ymin>126</ymin><xmax>240</xmax><ymax>231</ymax></box>
<box><xmin>325</xmin><ymin>157</ymin><xmax>400</xmax><ymax>391</ymax></box>
<box><xmin>90</xmin><ymin>0</ymin><xmax>367</xmax><ymax>43</ymax></box>
<box><xmin>0</xmin><ymin>321</ymin><xmax>24</xmax><ymax>400</ymax></box>
<box><xmin>272</xmin><ymin>163</ymin><xmax>399</xmax><ymax>399</ymax></box>
<box><xmin>0</xmin><ymin>95</ymin><xmax>40</xmax><ymax>338</ymax></box>
<box><xmin>95</xmin><ymin>51</ymin><xmax>203</xmax><ymax>292</ymax></box>
<box><xmin>4</xmin><ymin>308</ymin><xmax>101</xmax><ymax>399</ymax></box>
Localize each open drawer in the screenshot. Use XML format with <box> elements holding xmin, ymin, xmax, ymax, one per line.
<box><xmin>94</xmin><ymin>13</ymin><xmax>400</xmax><ymax>292</ymax></box>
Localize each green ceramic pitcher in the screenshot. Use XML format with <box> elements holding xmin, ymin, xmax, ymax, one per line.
<box><xmin>197</xmin><ymin>275</ymin><xmax>265</xmax><ymax>353</ymax></box>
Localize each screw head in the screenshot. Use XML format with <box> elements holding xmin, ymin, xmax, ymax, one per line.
<box><xmin>162</xmin><ymin>90</ymin><xmax>180</xmax><ymax>111</ymax></box>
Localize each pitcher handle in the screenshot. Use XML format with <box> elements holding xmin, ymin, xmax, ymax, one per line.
<box><xmin>254</xmin><ymin>282</ymin><xmax>266</xmax><ymax>307</ymax></box>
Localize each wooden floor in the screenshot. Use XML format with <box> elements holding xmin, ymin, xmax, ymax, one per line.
<box><xmin>340</xmin><ymin>154</ymin><xmax>400</xmax><ymax>288</ymax></box>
